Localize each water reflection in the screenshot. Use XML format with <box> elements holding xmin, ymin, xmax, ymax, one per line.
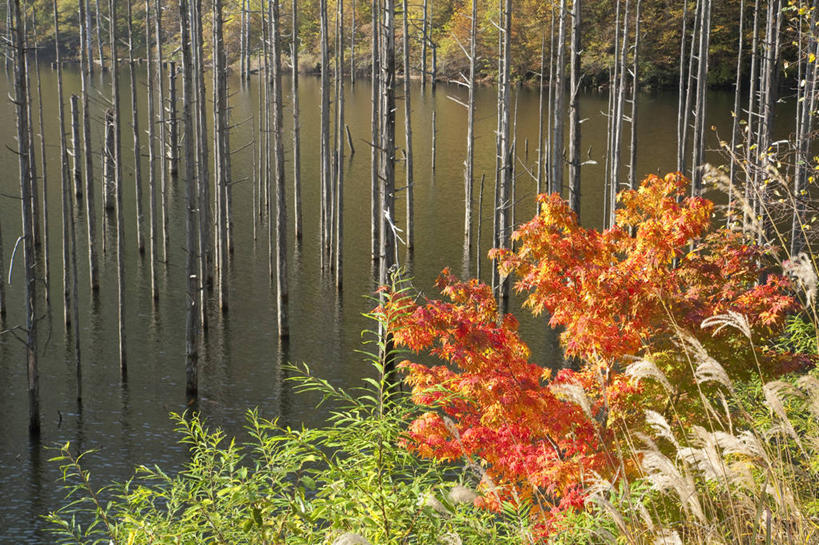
<box><xmin>0</xmin><ymin>64</ymin><xmax>791</xmax><ymax>543</ymax></box>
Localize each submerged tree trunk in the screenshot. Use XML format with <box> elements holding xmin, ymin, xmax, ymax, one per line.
<box><xmin>33</xmin><ymin>28</ymin><xmax>50</xmax><ymax>301</ymax></box>
<box><xmin>320</xmin><ymin>0</ymin><xmax>332</xmax><ymax>270</ymax></box>
<box><xmin>568</xmin><ymin>0</ymin><xmax>582</xmax><ymax>214</ymax></box>
<box><xmin>11</xmin><ymin>0</ymin><xmax>40</xmax><ymax>434</ymax></box>
<box><xmin>78</xmin><ymin>0</ymin><xmax>98</xmax><ymax>291</ymax></box>
<box><xmin>292</xmin><ymin>0</ymin><xmax>302</xmax><ymax>243</ymax></box>
<box><xmin>179</xmin><ymin>0</ymin><xmax>199</xmax><ymax>401</ymax></box>
<box><xmin>402</xmin><ymin>0</ymin><xmax>414</xmax><ymax>252</ymax></box>
<box><xmin>213</xmin><ymin>0</ymin><xmax>229</xmax><ymax>313</ymax></box>
<box><xmin>551</xmin><ymin>0</ymin><xmax>567</xmax><ymax>194</ymax></box>
<box><xmin>371</xmin><ymin>0</ymin><xmax>380</xmax><ymax>262</ymax></box>
<box><xmin>271</xmin><ymin>0</ymin><xmax>290</xmax><ymax>336</ymax></box>
<box><xmin>497</xmin><ymin>0</ymin><xmax>512</xmax><ymax>315</ymax></box>
<box><xmin>335</xmin><ymin>0</ymin><xmax>345</xmax><ymax>288</ymax></box>
<box><xmin>127</xmin><ymin>0</ymin><xmax>145</xmax><ymax>254</ymax></box>
<box><xmin>146</xmin><ymin>0</ymin><xmax>158</xmax><ymax>300</ymax></box>
<box><xmin>464</xmin><ymin>0</ymin><xmax>477</xmax><ymax>257</ymax></box>
<box><xmin>109</xmin><ymin>0</ymin><xmax>127</xmax><ymax>375</ymax></box>
<box><xmin>156</xmin><ymin>0</ymin><xmax>170</xmax><ymax>263</ymax></box>
<box><xmin>380</xmin><ymin>0</ymin><xmax>397</xmax><ymax>286</ymax></box>
<box><xmin>628</xmin><ymin>0</ymin><xmax>641</xmax><ymax>190</ymax></box>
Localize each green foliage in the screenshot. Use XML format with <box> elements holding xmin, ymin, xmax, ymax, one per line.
<box><xmin>46</xmin><ymin>306</ymin><xmax>533</xmax><ymax>545</ymax></box>
<box><xmin>777</xmin><ymin>313</ymin><xmax>819</xmax><ymax>356</ymax></box>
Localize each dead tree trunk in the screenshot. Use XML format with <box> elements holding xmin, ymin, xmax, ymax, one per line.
<box><xmin>55</xmin><ymin>0</ymin><xmax>72</xmax><ymax>330</ymax></box>
<box><xmin>351</xmin><ymin>0</ymin><xmax>356</xmax><ymax>85</ymax></box>
<box><xmin>145</xmin><ymin>0</ymin><xmax>158</xmax><ymax>299</ymax></box>
<box><xmin>320</xmin><ymin>0</ymin><xmax>332</xmax><ymax>270</ymax></box>
<box><xmin>78</xmin><ymin>0</ymin><xmax>98</xmax><ymax>291</ymax></box>
<box><xmin>95</xmin><ymin>0</ymin><xmax>105</xmax><ymax>70</ymax></box>
<box><xmin>335</xmin><ymin>0</ymin><xmax>345</xmax><ymax>288</ymax></box>
<box><xmin>536</xmin><ymin>34</ymin><xmax>545</xmax><ymax>193</ymax></box>
<box><xmin>497</xmin><ymin>0</ymin><xmax>512</xmax><ymax>314</ymax></box>
<box><xmin>11</xmin><ymin>0</ymin><xmax>40</xmax><ymax>435</ymax></box>
<box><xmin>402</xmin><ymin>0</ymin><xmax>414</xmax><ymax>251</ymax></box>
<box><xmin>271</xmin><ymin>0</ymin><xmax>289</xmax><ymax>336</ymax></box>
<box><xmin>191</xmin><ymin>0</ymin><xmax>211</xmax><ymax>312</ymax></box>
<box><xmin>168</xmin><ymin>63</ymin><xmax>179</xmax><ymax>178</ymax></box>
<box><xmin>380</xmin><ymin>0</ymin><xmax>397</xmax><ymax>286</ymax></box>
<box><xmin>628</xmin><ymin>0</ymin><xmax>641</xmax><ymax>190</ymax></box>
<box><xmin>464</xmin><ymin>0</ymin><xmax>477</xmax><ymax>255</ymax></box>
<box><xmin>155</xmin><ymin>0</ymin><xmax>169</xmax><ymax>263</ymax></box>
<box><xmin>690</xmin><ymin>0</ymin><xmax>711</xmax><ymax>194</ymax></box>
<box><xmin>292</xmin><ymin>0</ymin><xmax>302</xmax><ymax>242</ymax></box>
<box><xmin>127</xmin><ymin>0</ymin><xmax>145</xmax><ymax>254</ymax></box>
<box><xmin>71</xmin><ymin>99</ymin><xmax>82</xmax><ymax>202</ymax></box>
<box><xmin>422</xmin><ymin>0</ymin><xmax>428</xmax><ymax>87</ymax></box>
<box><xmin>371</xmin><ymin>0</ymin><xmax>380</xmax><ymax>262</ymax></box>
<box><xmin>68</xmin><ymin>96</ymin><xmax>82</xmax><ymax>400</ymax></box>
<box><xmin>676</xmin><ymin>0</ymin><xmax>689</xmax><ymax>172</ymax></box>
<box><xmin>551</xmin><ymin>0</ymin><xmax>567</xmax><ymax>194</ymax></box>
<box><xmin>179</xmin><ymin>0</ymin><xmax>199</xmax><ymax>401</ymax></box>
<box><xmin>22</xmin><ymin>10</ymin><xmax>40</xmax><ymax>254</ymax></box>
<box><xmin>32</xmin><ymin>28</ymin><xmax>50</xmax><ymax>299</ymax></box>
<box><xmin>104</xmin><ymin>109</ymin><xmax>115</xmax><ymax>213</ymax></box>
<box><xmin>109</xmin><ymin>0</ymin><xmax>127</xmax><ymax>375</ymax></box>
<box><xmin>213</xmin><ymin>0</ymin><xmax>229</xmax><ymax>313</ymax></box>
<box><xmin>82</xmin><ymin>0</ymin><xmax>93</xmax><ymax>74</ymax></box>
<box><xmin>568</xmin><ymin>0</ymin><xmax>582</xmax><ymax>214</ymax></box>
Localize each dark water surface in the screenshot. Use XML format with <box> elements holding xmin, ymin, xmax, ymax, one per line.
<box><xmin>0</xmin><ymin>66</ymin><xmax>782</xmax><ymax>542</ymax></box>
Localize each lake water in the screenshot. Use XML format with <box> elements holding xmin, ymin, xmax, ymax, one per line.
<box><xmin>0</xmin><ymin>65</ymin><xmax>782</xmax><ymax>542</ymax></box>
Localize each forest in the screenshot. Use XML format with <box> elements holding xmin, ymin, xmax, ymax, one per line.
<box><xmin>25</xmin><ymin>0</ymin><xmax>751</xmax><ymax>86</ymax></box>
<box><xmin>1</xmin><ymin>0</ymin><xmax>819</xmax><ymax>544</ymax></box>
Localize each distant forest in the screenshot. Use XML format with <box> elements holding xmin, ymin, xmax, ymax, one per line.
<box><xmin>19</xmin><ymin>0</ymin><xmax>769</xmax><ymax>88</ymax></box>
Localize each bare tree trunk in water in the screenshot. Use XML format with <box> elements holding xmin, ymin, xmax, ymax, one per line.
<box><xmin>464</xmin><ymin>0</ymin><xmax>477</xmax><ymax>257</ymax></box>
<box><xmin>320</xmin><ymin>0</ymin><xmax>332</xmax><ymax>270</ymax></box>
<box><xmin>551</xmin><ymin>0</ymin><xmax>567</xmax><ymax>194</ymax></box>
<box><xmin>292</xmin><ymin>0</ymin><xmax>302</xmax><ymax>242</ymax></box>
<box><xmin>54</xmin><ymin>0</ymin><xmax>71</xmax><ymax>330</ymax></box>
<box><xmin>568</xmin><ymin>0</ymin><xmax>582</xmax><ymax>214</ymax></box>
<box><xmin>271</xmin><ymin>0</ymin><xmax>289</xmax><ymax>337</ymax></box>
<box><xmin>54</xmin><ymin>0</ymin><xmax>82</xmax><ymax>394</ymax></box>
<box><xmin>536</xmin><ymin>34</ymin><xmax>545</xmax><ymax>193</ymax></box>
<box><xmin>676</xmin><ymin>0</ymin><xmax>689</xmax><ymax>172</ymax></box>
<box><xmin>168</xmin><ymin>62</ymin><xmax>179</xmax><ymax>178</ymax></box>
<box><xmin>32</xmin><ymin>27</ymin><xmax>50</xmax><ymax>301</ymax></box>
<box><xmin>351</xmin><ymin>0</ymin><xmax>356</xmax><ymax>85</ymax></box>
<box><xmin>145</xmin><ymin>0</ymin><xmax>158</xmax><ymax>300</ymax></box>
<box><xmin>402</xmin><ymin>0</ymin><xmax>414</xmax><ymax>252</ymax></box>
<box><xmin>628</xmin><ymin>0</ymin><xmax>641</xmax><ymax>190</ymax></box>
<box><xmin>380</xmin><ymin>0</ymin><xmax>397</xmax><ymax>287</ymax></box>
<box><xmin>11</xmin><ymin>0</ymin><xmax>40</xmax><ymax>435</ymax></box>
<box><xmin>213</xmin><ymin>0</ymin><xmax>229</xmax><ymax>313</ymax></box>
<box><xmin>95</xmin><ymin>0</ymin><xmax>105</xmax><ymax>70</ymax></box>
<box><xmin>109</xmin><ymin>0</ymin><xmax>127</xmax><ymax>376</ymax></box>
<box><xmin>78</xmin><ymin>0</ymin><xmax>98</xmax><ymax>291</ymax></box>
<box><xmin>422</xmin><ymin>0</ymin><xmax>428</xmax><ymax>87</ymax></box>
<box><xmin>179</xmin><ymin>0</ymin><xmax>199</xmax><ymax>402</ymax></box>
<box><xmin>496</xmin><ymin>0</ymin><xmax>512</xmax><ymax>315</ymax></box>
<box><xmin>728</xmin><ymin>0</ymin><xmax>746</xmax><ymax>221</ymax></box>
<box><xmin>127</xmin><ymin>0</ymin><xmax>145</xmax><ymax>254</ymax></box>
<box><xmin>690</xmin><ymin>0</ymin><xmax>711</xmax><ymax>194</ymax></box>
<box><xmin>155</xmin><ymin>0</ymin><xmax>169</xmax><ymax>263</ymax></box>
<box><xmin>371</xmin><ymin>0</ymin><xmax>380</xmax><ymax>262</ymax></box>
<box><xmin>336</xmin><ymin>0</ymin><xmax>345</xmax><ymax>288</ymax></box>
